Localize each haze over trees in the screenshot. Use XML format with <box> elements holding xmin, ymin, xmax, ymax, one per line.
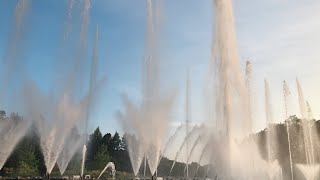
<box><xmin>1</xmin><ymin>110</ymin><xmax>320</xmax><ymax>179</ymax></box>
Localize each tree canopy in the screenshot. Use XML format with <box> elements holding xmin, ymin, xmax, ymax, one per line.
<box><xmin>2</xmin><ymin>109</ymin><xmax>320</xmax><ymax>179</ymax></box>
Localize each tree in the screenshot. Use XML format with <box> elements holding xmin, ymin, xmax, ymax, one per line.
<box><xmin>109</xmin><ymin>132</ymin><xmax>121</xmax><ymax>152</ymax></box>
<box><xmin>120</xmin><ymin>133</ymin><xmax>128</xmax><ymax>150</ymax></box>
<box><xmin>93</xmin><ymin>144</ymin><xmax>109</xmax><ymax>170</ymax></box>
<box><xmin>102</xmin><ymin>133</ymin><xmax>112</xmax><ymax>147</ymax></box>
<box><xmin>108</xmin><ymin>132</ymin><xmax>122</xmax><ymax>168</ymax></box>
<box><xmin>112</xmin><ymin>134</ymin><xmax>131</xmax><ymax>172</ymax></box>
<box><xmin>17</xmin><ymin>147</ymin><xmax>39</xmax><ymax>176</ymax></box>
<box><xmin>87</xmin><ymin>127</ymin><xmax>103</xmax><ymax>161</ymax></box>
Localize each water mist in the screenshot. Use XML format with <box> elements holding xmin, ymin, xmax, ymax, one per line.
<box><xmin>0</xmin><ymin>0</ymin><xmax>32</xmax><ymax>170</ymax></box>
<box><xmin>283</xmin><ymin>80</ymin><xmax>294</xmax><ymax>180</ymax></box>
<box><xmin>118</xmin><ymin>0</ymin><xmax>175</xmax><ymax>176</ymax></box>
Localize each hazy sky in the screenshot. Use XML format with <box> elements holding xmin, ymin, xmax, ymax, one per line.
<box><xmin>1</xmin><ymin>0</ymin><xmax>320</xmax><ymax>135</ymax></box>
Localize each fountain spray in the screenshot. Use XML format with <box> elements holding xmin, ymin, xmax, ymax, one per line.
<box><xmin>143</xmin><ymin>154</ymin><xmax>147</xmax><ymax>177</ymax></box>
<box><xmin>245</xmin><ymin>60</ymin><xmax>253</xmax><ymax>134</ymax></box>
<box><xmin>306</xmin><ymin>101</ymin><xmax>315</xmax><ymax>164</ymax></box>
<box><xmin>264</xmin><ymin>79</ymin><xmax>273</xmax><ymax>161</ymax></box>
<box><xmin>63</xmin><ymin>0</ymin><xmax>75</xmax><ymax>40</ymax></box>
<box><xmin>296</xmin><ymin>79</ymin><xmax>312</xmax><ymax>164</ymax></box>
<box><xmin>0</xmin><ymin>115</ymin><xmax>31</xmax><ymax>170</ymax></box>
<box><xmin>283</xmin><ymin>80</ymin><xmax>294</xmax><ymax>180</ymax></box>
<box><xmin>57</xmin><ymin>129</ymin><xmax>84</xmax><ymax>174</ymax></box>
<box><xmin>295</xmin><ymin>79</ymin><xmax>319</xmax><ymax>180</ymax></box>
<box><xmin>296</xmin><ymin>79</ymin><xmax>307</xmax><ymax>119</ymax></box>
<box><xmin>1</xmin><ymin>0</ymin><xmax>31</xmax><ymax>87</ymax></box>
<box><xmin>212</xmin><ymin>0</ymin><xmax>247</xmax><ymax>177</ymax></box>
<box><xmin>157</xmin><ymin>124</ymin><xmax>183</xmax><ymax>168</ymax></box>
<box><xmin>118</xmin><ymin>0</ymin><xmax>175</xmax><ymax>176</ymax></box>
<box><xmin>195</xmin><ymin>141</ymin><xmax>209</xmax><ymax>175</ymax></box>
<box><xmin>170</xmin><ymin>126</ymin><xmax>201</xmax><ymax>173</ymax></box>
<box><xmin>98</xmin><ymin>162</ymin><xmax>116</xmax><ymax>179</ymax></box>
<box><xmin>184</xmin><ymin>135</ymin><xmax>201</xmax><ymax>173</ymax></box>
<box><xmin>185</xmin><ymin>70</ymin><xmax>191</xmax><ymax>179</ymax></box>
<box><xmin>296</xmin><ymin>101</ymin><xmax>319</xmax><ymax>180</ymax></box>
<box><xmin>297</xmin><ymin>164</ymin><xmax>320</xmax><ymax>180</ymax></box>
<box><xmin>83</xmin><ymin>23</ymin><xmax>99</xmax><ymax>177</ymax></box>
<box><xmin>264</xmin><ymin>79</ymin><xmax>284</xmax><ymax>179</ymax></box>
<box><xmin>81</xmin><ymin>144</ymin><xmax>87</xmax><ymax>178</ymax></box>
<box><xmin>0</xmin><ymin>0</ymin><xmax>32</xmax><ymax>169</ymax></box>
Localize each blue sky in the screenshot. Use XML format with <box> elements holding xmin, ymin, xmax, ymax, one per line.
<box><xmin>1</xmin><ymin>0</ymin><xmax>320</xmax><ymax>135</ymax></box>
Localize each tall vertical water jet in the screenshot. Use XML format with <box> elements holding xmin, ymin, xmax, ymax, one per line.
<box><xmin>57</xmin><ymin>23</ymin><xmax>99</xmax><ymax>176</ymax></box>
<box><xmin>0</xmin><ymin>2</ymin><xmax>32</xmax><ymax>167</ymax></box>
<box><xmin>185</xmin><ymin>71</ymin><xmax>191</xmax><ymax>178</ymax></box>
<box><xmin>306</xmin><ymin>101</ymin><xmax>316</xmax><ymax>165</ymax></box>
<box><xmin>265</xmin><ymin>79</ymin><xmax>277</xmax><ymax>162</ymax></box>
<box><xmin>283</xmin><ymin>81</ymin><xmax>291</xmax><ymax>119</ymax></box>
<box><xmin>211</xmin><ymin>0</ymin><xmax>247</xmax><ymax>177</ymax></box>
<box><xmin>264</xmin><ymin>79</ymin><xmax>273</xmax><ymax>127</ymax></box>
<box><xmin>142</xmin><ymin>0</ymin><xmax>159</xmax><ymax>175</ymax></box>
<box><xmin>264</xmin><ymin>79</ymin><xmax>282</xmax><ymax>180</ymax></box>
<box><xmin>306</xmin><ymin>102</ymin><xmax>313</xmax><ymax>120</ymax></box>
<box><xmin>80</xmin><ymin>0</ymin><xmax>90</xmax><ymax>49</ymax></box>
<box><xmin>82</xmin><ymin>24</ymin><xmax>99</xmax><ymax>173</ymax></box>
<box><xmin>38</xmin><ymin>0</ymin><xmax>91</xmax><ymax>174</ymax></box>
<box><xmin>118</xmin><ymin>0</ymin><xmax>175</xmax><ymax>176</ymax></box>
<box><xmin>81</xmin><ymin>144</ymin><xmax>87</xmax><ymax>177</ymax></box>
<box><xmin>67</xmin><ymin>0</ymin><xmax>91</xmax><ymax>99</ymax></box>
<box><xmin>296</xmin><ymin>79</ymin><xmax>307</xmax><ymax>119</ymax></box>
<box><xmin>245</xmin><ymin>60</ymin><xmax>253</xmax><ymax>134</ymax></box>
<box><xmin>245</xmin><ymin>60</ymin><xmax>256</xmax><ymax>179</ymax></box>
<box><xmin>63</xmin><ymin>0</ymin><xmax>75</xmax><ymax>41</ymax></box>
<box><xmin>56</xmin><ymin>24</ymin><xmax>98</xmax><ymax>176</ymax></box>
<box><xmin>296</xmin><ymin>79</ymin><xmax>312</xmax><ymax>164</ymax></box>
<box><xmin>143</xmin><ymin>154</ymin><xmax>147</xmax><ymax>177</ymax></box>
<box><xmin>142</xmin><ymin>0</ymin><xmax>172</xmax><ymax>175</ymax></box>
<box><xmin>1</xmin><ymin>0</ymin><xmax>31</xmax><ymax>87</ymax></box>
<box><xmin>264</xmin><ymin>79</ymin><xmax>282</xmax><ymax>179</ymax></box>
<box><xmin>283</xmin><ymin>80</ymin><xmax>294</xmax><ymax>180</ymax></box>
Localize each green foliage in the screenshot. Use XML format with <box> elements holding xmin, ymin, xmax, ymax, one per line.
<box><xmin>110</xmin><ymin>132</ymin><xmax>122</xmax><ymax>152</ymax></box>
<box><xmin>1</xmin><ymin>109</ymin><xmax>282</xmax><ymax>178</ymax></box>
<box><xmin>18</xmin><ymin>161</ymin><xmax>38</xmax><ymax>177</ymax></box>
<box><xmin>87</xmin><ymin>127</ymin><xmax>103</xmax><ymax>162</ymax></box>
<box><xmin>93</xmin><ymin>144</ymin><xmax>110</xmax><ymax>170</ymax></box>
<box><xmin>1</xmin><ymin>128</ymin><xmax>40</xmax><ymax>176</ymax></box>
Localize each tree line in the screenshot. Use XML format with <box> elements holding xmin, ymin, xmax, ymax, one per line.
<box><xmin>0</xmin><ymin>110</ymin><xmax>208</xmax><ymax>178</ymax></box>
<box><xmin>3</xmin><ymin>109</ymin><xmax>320</xmax><ymax>179</ymax></box>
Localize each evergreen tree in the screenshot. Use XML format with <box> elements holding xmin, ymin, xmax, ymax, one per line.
<box><xmin>93</xmin><ymin>144</ymin><xmax>110</xmax><ymax>170</ymax></box>
<box><xmin>87</xmin><ymin>127</ymin><xmax>103</xmax><ymax>161</ymax></box>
